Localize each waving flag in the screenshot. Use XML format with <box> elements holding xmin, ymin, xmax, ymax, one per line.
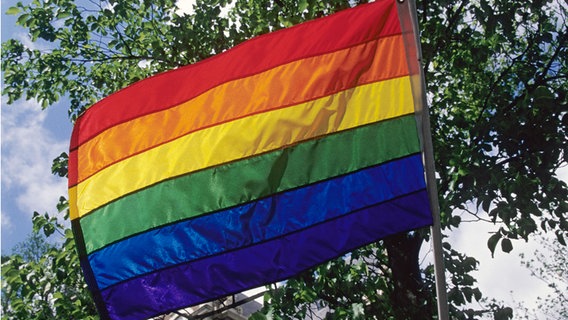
<box><xmin>69</xmin><ymin>0</ymin><xmax>433</xmax><ymax>318</ymax></box>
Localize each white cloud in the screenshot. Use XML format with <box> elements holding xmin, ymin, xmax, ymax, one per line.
<box><xmin>420</xmin><ymin>196</ymin><xmax>561</xmax><ymax>317</ymax></box>
<box><xmin>449</xmin><ymin>221</ymin><xmax>551</xmax><ymax>312</ymax></box>
<box><xmin>176</xmin><ymin>0</ymin><xmax>197</xmax><ymax>15</ymax></box>
<box><xmin>15</xmin><ymin>30</ymin><xmax>51</xmax><ymax>52</ymax></box>
<box><xmin>1</xmin><ymin>99</ymin><xmax>68</xmax><ymax>217</ymax></box>
<box><xmin>556</xmin><ymin>164</ymin><xmax>568</xmax><ymax>182</ymax></box>
<box><xmin>175</xmin><ymin>0</ymin><xmax>234</xmax><ymax>17</ymax></box>
<box><xmin>1</xmin><ymin>210</ymin><xmax>13</xmax><ymax>229</ymax></box>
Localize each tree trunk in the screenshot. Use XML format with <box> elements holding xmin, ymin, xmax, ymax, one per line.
<box><xmin>384</xmin><ymin>232</ymin><xmax>432</xmax><ymax>319</ymax></box>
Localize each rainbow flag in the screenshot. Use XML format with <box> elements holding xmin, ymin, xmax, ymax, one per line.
<box><xmin>69</xmin><ymin>0</ymin><xmax>433</xmax><ymax>318</ymax></box>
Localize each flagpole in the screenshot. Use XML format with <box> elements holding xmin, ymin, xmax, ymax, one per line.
<box><xmin>419</xmin><ymin>67</ymin><xmax>451</xmax><ymax>320</ymax></box>
<box><xmin>396</xmin><ymin>0</ymin><xmax>450</xmax><ymax>319</ymax></box>
<box><xmin>424</xmin><ymin>99</ymin><xmax>451</xmax><ymax>320</ymax></box>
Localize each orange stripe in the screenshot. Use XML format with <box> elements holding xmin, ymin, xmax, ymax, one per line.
<box><xmin>71</xmin><ymin>35</ymin><xmax>407</xmax><ymax>186</ymax></box>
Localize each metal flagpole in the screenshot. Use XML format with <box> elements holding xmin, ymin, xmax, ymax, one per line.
<box><xmin>396</xmin><ymin>0</ymin><xmax>450</xmax><ymax>319</ymax></box>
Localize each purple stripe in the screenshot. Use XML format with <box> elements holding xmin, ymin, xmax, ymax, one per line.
<box><xmin>100</xmin><ymin>190</ymin><xmax>432</xmax><ymax>320</ymax></box>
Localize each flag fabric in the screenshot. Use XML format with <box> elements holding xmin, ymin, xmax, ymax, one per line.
<box><xmin>68</xmin><ymin>0</ymin><xmax>433</xmax><ymax>319</ymax></box>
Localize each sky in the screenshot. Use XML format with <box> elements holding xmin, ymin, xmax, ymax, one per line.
<box><xmin>1</xmin><ymin>0</ymin><xmax>73</xmax><ymax>252</ymax></box>
<box><xmin>0</xmin><ymin>0</ymin><xmax>564</xmax><ymax>318</ymax></box>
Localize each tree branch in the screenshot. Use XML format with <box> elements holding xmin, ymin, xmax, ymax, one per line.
<box><xmin>423</xmin><ymin>0</ymin><xmax>468</xmax><ymax>73</ymax></box>
<box><xmin>475</xmin><ymin>41</ymin><xmax>534</xmax><ymax>125</ymax></box>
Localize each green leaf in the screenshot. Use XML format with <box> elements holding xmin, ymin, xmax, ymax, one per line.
<box><xmin>487</xmin><ymin>233</ymin><xmax>501</xmax><ymax>257</ymax></box>
<box><xmin>6</xmin><ymin>6</ymin><xmax>21</xmax><ymax>15</ymax></box>
<box><xmin>481</xmin><ymin>198</ymin><xmax>491</xmax><ymax>212</ymax></box>
<box><xmin>249</xmin><ymin>312</ymin><xmax>268</xmax><ymax>320</ymax></box>
<box><xmin>16</xmin><ymin>13</ymin><xmax>30</xmax><ymax>26</ymax></box>
<box><xmin>500</xmin><ymin>238</ymin><xmax>513</xmax><ymax>253</ymax></box>
<box><xmin>298</xmin><ymin>0</ymin><xmax>308</xmax><ymax>12</ymax></box>
<box><xmin>352</xmin><ymin>302</ymin><xmax>365</xmax><ymax>318</ymax></box>
<box><xmin>56</xmin><ymin>11</ymin><xmax>72</xmax><ymax>19</ymax></box>
<box><xmin>473</xmin><ymin>288</ymin><xmax>482</xmax><ymax>301</ymax></box>
<box><xmin>556</xmin><ymin>231</ymin><xmax>566</xmax><ymax>246</ymax></box>
<box><xmin>450</xmin><ymin>215</ymin><xmax>462</xmax><ymax>227</ymax></box>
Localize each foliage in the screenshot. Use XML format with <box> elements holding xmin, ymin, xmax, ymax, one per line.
<box><xmin>10</xmin><ymin>229</ymin><xmax>53</xmax><ymax>263</ymax></box>
<box><xmin>1</xmin><ymin>0</ymin><xmax>567</xmax><ymax>319</ymax></box>
<box><xmin>255</xmin><ymin>244</ymin><xmax>396</xmax><ymax>319</ymax></box>
<box><xmin>1</xmin><ymin>206</ymin><xmax>98</xmax><ymax>319</ymax></box>
<box><xmin>422</xmin><ymin>0</ymin><xmax>568</xmax><ymax>252</ymax></box>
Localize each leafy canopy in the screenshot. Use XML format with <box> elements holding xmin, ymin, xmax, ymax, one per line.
<box><xmin>1</xmin><ymin>0</ymin><xmax>567</xmax><ymax>319</ymax></box>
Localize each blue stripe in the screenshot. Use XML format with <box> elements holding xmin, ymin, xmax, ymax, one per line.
<box><xmin>90</xmin><ymin>154</ymin><xmax>426</xmax><ymax>289</ymax></box>
<box><xmin>100</xmin><ymin>190</ymin><xmax>433</xmax><ymax>320</ymax></box>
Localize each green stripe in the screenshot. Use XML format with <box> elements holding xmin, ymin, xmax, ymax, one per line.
<box><xmin>80</xmin><ymin>114</ymin><xmax>420</xmax><ymax>254</ymax></box>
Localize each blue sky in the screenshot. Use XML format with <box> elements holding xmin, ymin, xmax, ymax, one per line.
<box><xmin>1</xmin><ymin>0</ymin><xmax>73</xmax><ymax>253</ymax></box>
<box><xmin>1</xmin><ymin>0</ymin><xmax>564</xmax><ymax>317</ymax></box>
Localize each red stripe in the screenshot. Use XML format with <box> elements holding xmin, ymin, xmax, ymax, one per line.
<box><xmin>69</xmin><ymin>0</ymin><xmax>399</xmax><ymax>151</ymax></box>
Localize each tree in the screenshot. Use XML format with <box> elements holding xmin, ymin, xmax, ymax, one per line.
<box><xmin>1</xmin><ymin>207</ymin><xmax>98</xmax><ymax>319</ymax></box>
<box><xmin>10</xmin><ymin>229</ymin><xmax>53</xmax><ymax>263</ymax></box>
<box><xmin>517</xmin><ymin>234</ymin><xmax>568</xmax><ymax>319</ymax></box>
<box><xmin>1</xmin><ymin>0</ymin><xmax>567</xmax><ymax>319</ymax></box>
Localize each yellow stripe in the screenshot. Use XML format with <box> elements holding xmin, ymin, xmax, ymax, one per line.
<box><xmin>71</xmin><ymin>76</ymin><xmax>414</xmax><ymax>219</ymax></box>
